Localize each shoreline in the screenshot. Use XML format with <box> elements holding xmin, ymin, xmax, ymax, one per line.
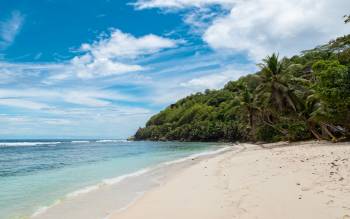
<box><xmin>31</xmin><ymin>144</ymin><xmax>235</xmax><ymax>219</ymax></box>
<box><xmin>110</xmin><ymin>141</ymin><xmax>350</xmax><ymax>219</ymax></box>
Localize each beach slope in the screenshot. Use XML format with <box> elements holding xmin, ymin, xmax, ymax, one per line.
<box><xmin>110</xmin><ymin>141</ymin><xmax>350</xmax><ymax>219</ymax></box>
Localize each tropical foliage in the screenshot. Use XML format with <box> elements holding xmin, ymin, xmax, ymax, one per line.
<box><xmin>134</xmin><ymin>35</ymin><xmax>350</xmax><ymax>142</ymax></box>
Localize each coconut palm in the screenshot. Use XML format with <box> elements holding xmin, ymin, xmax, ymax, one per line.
<box><xmin>256</xmin><ymin>53</ymin><xmax>300</xmax><ymax>113</ymax></box>
<box><xmin>251</xmin><ymin>53</ymin><xmax>305</xmax><ymax>137</ymax></box>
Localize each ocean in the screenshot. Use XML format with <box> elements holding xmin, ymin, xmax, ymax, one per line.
<box><xmin>0</xmin><ymin>140</ymin><xmax>228</xmax><ymax>219</ymax></box>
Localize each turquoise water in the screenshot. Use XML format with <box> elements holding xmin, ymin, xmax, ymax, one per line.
<box><xmin>0</xmin><ymin>140</ymin><xmax>223</xmax><ymax>219</ymax></box>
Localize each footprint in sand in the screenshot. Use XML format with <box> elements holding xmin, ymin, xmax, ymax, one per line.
<box><xmin>326</xmin><ymin>200</ymin><xmax>334</xmax><ymax>205</ymax></box>
<box><xmin>301</xmin><ymin>187</ymin><xmax>310</xmax><ymax>191</ymax></box>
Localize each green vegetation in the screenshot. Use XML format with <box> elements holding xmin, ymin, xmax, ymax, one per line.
<box><xmin>345</xmin><ymin>15</ymin><xmax>350</xmax><ymax>23</ymax></box>
<box><xmin>135</xmin><ymin>35</ymin><xmax>350</xmax><ymax>142</ymax></box>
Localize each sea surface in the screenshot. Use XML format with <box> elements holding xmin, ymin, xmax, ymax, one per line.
<box><xmin>0</xmin><ymin>139</ymin><xmax>227</xmax><ymax>219</ymax></box>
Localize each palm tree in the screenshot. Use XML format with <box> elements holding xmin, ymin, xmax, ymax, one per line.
<box><xmin>233</xmin><ymin>86</ymin><xmax>256</xmax><ymax>133</ymax></box>
<box><xmin>304</xmin><ymin>92</ymin><xmax>347</xmax><ymax>142</ymax></box>
<box><xmin>252</xmin><ymin>53</ymin><xmax>304</xmax><ymax>136</ymax></box>
<box><xmin>256</xmin><ymin>53</ymin><xmax>299</xmax><ymax>112</ymax></box>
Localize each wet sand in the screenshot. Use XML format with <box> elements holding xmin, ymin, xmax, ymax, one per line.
<box><xmin>31</xmin><ymin>146</ymin><xmax>233</xmax><ymax>219</ymax></box>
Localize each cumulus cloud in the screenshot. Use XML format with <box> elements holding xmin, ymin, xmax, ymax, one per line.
<box><xmin>135</xmin><ymin>0</ymin><xmax>350</xmax><ymax>61</ymax></box>
<box><xmin>0</xmin><ymin>29</ymin><xmax>178</xmax><ymax>81</ymax></box>
<box><xmin>0</xmin><ymin>11</ymin><xmax>24</xmax><ymax>49</ymax></box>
<box><xmin>204</xmin><ymin>0</ymin><xmax>350</xmax><ymax>60</ymax></box>
<box><xmin>0</xmin><ymin>28</ymin><xmax>176</xmax><ymax>137</ymax></box>
<box><xmin>70</xmin><ymin>55</ymin><xmax>142</xmax><ymax>79</ymax></box>
<box><xmin>80</xmin><ymin>29</ymin><xmax>177</xmax><ymax>58</ymax></box>
<box><xmin>71</xmin><ymin>29</ymin><xmax>177</xmax><ymax>78</ymax></box>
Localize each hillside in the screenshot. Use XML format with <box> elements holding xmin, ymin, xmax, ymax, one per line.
<box><xmin>134</xmin><ymin>35</ymin><xmax>350</xmax><ymax>142</ymax></box>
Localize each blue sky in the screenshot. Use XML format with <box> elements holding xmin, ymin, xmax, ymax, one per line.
<box><xmin>0</xmin><ymin>0</ymin><xmax>349</xmax><ymax>139</ymax></box>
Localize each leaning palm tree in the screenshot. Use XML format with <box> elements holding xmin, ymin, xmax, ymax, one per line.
<box><xmin>304</xmin><ymin>92</ymin><xmax>346</xmax><ymax>142</ymax></box>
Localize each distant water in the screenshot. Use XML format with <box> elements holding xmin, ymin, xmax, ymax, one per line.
<box><xmin>0</xmin><ymin>139</ymin><xmax>225</xmax><ymax>219</ymax></box>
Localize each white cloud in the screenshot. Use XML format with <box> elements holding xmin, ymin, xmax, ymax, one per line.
<box><xmin>70</xmin><ymin>54</ymin><xmax>142</xmax><ymax>79</ymax></box>
<box><xmin>14</xmin><ymin>29</ymin><xmax>179</xmax><ymax>82</ymax></box>
<box><xmin>0</xmin><ymin>61</ymin><xmax>65</xmax><ymax>85</ymax></box>
<box><xmin>133</xmin><ymin>0</ymin><xmax>233</xmax><ymax>9</ymax></box>
<box><xmin>0</xmin><ymin>88</ymin><xmax>134</xmax><ymax>108</ymax></box>
<box><xmin>0</xmin><ymin>28</ymin><xmax>182</xmax><ymax>138</ymax></box>
<box><xmin>0</xmin><ymin>114</ymin><xmax>29</xmax><ymax>123</ymax></box>
<box><xmin>64</xmin><ymin>91</ymin><xmax>110</xmax><ymax>107</ymax></box>
<box><xmin>41</xmin><ymin>118</ymin><xmax>73</xmax><ymax>125</ymax></box>
<box><xmin>80</xmin><ymin>29</ymin><xmax>177</xmax><ymax>58</ymax></box>
<box><xmin>183</xmin><ymin>7</ymin><xmax>223</xmax><ymax>34</ymax></box>
<box><xmin>0</xmin><ymin>88</ymin><xmax>57</xmax><ymax>99</ymax></box>
<box><xmin>204</xmin><ymin>0</ymin><xmax>350</xmax><ymax>60</ymax></box>
<box><xmin>62</xmin><ymin>90</ymin><xmax>130</xmax><ymax>107</ymax></box>
<box><xmin>0</xmin><ymin>11</ymin><xmax>24</xmax><ymax>49</ymax></box>
<box><xmin>135</xmin><ymin>0</ymin><xmax>350</xmax><ymax>61</ymax></box>
<box><xmin>0</xmin><ymin>99</ymin><xmax>51</xmax><ymax>110</ymax></box>
<box><xmin>0</xmin><ymin>87</ymin><xmax>154</xmax><ymax>138</ymax></box>
<box><xmin>71</xmin><ymin>29</ymin><xmax>177</xmax><ymax>78</ymax></box>
<box><xmin>0</xmin><ymin>30</ymin><xmax>177</xmax><ymax>81</ymax></box>
<box><xmin>180</xmin><ymin>69</ymin><xmax>242</xmax><ymax>89</ymax></box>
<box><xmin>144</xmin><ymin>63</ymin><xmax>253</xmax><ymax>105</ymax></box>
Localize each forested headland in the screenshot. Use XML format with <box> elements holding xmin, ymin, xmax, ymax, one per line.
<box><xmin>134</xmin><ymin>34</ymin><xmax>350</xmax><ymax>143</ymax></box>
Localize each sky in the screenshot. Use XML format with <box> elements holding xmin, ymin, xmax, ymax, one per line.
<box><xmin>0</xmin><ymin>0</ymin><xmax>349</xmax><ymax>139</ymax></box>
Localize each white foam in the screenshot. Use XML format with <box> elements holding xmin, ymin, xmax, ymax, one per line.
<box><xmin>66</xmin><ymin>184</ymin><xmax>101</xmax><ymax>198</ymax></box>
<box><xmin>31</xmin><ymin>200</ymin><xmax>61</xmax><ymax>217</ymax></box>
<box><xmin>64</xmin><ymin>146</ymin><xmax>231</xmax><ymax>198</ymax></box>
<box><xmin>163</xmin><ymin>146</ymin><xmax>231</xmax><ymax>166</ymax></box>
<box><xmin>71</xmin><ymin>140</ymin><xmax>90</xmax><ymax>143</ymax></box>
<box><xmin>102</xmin><ymin>168</ymin><xmax>152</xmax><ymax>185</ymax></box>
<box><xmin>30</xmin><ymin>146</ymin><xmax>232</xmax><ymax>218</ymax></box>
<box><xmin>0</xmin><ymin>142</ymin><xmax>61</xmax><ymax>147</ymax></box>
<box><xmin>96</xmin><ymin>139</ymin><xmax>129</xmax><ymax>143</ymax></box>
<box><xmin>65</xmin><ymin>168</ymin><xmax>152</xmax><ymax>199</ymax></box>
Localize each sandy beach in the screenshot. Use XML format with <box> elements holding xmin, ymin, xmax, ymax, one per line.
<box><xmin>110</xmin><ymin>141</ymin><xmax>350</xmax><ymax>219</ymax></box>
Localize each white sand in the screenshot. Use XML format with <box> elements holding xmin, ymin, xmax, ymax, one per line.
<box><xmin>110</xmin><ymin>141</ymin><xmax>350</xmax><ymax>219</ymax></box>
